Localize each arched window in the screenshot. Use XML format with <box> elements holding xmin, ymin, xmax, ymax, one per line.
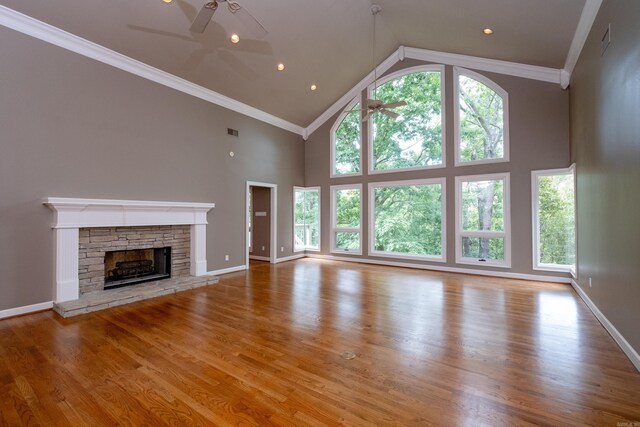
<box><xmin>368</xmin><ymin>65</ymin><xmax>445</xmax><ymax>173</ymax></box>
<box><xmin>331</xmin><ymin>98</ymin><xmax>361</xmax><ymax>177</ymax></box>
<box><xmin>454</xmin><ymin>67</ymin><xmax>509</xmax><ymax>165</ymax></box>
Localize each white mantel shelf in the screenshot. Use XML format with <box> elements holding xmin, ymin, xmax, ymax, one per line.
<box><xmin>43</xmin><ymin>197</ymin><xmax>215</xmax><ymax>303</ymax></box>
<box><xmin>44</xmin><ymin>197</ymin><xmax>215</xmax><ymax>229</ymax></box>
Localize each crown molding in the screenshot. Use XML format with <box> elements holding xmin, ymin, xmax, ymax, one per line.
<box><xmin>0</xmin><ymin>5</ymin><xmax>305</xmax><ymax>137</ymax></box>
<box><xmin>561</xmin><ymin>0</ymin><xmax>603</xmax><ymax>89</ymax></box>
<box><xmin>303</xmin><ymin>45</ymin><xmax>563</xmax><ymax>139</ymax></box>
<box><xmin>403</xmin><ymin>47</ymin><xmax>562</xmax><ymax>84</ymax></box>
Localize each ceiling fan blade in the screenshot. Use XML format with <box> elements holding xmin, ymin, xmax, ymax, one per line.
<box><xmin>381</xmin><ymin>100</ymin><xmax>407</xmax><ymax>109</ymax></box>
<box><xmin>128</xmin><ymin>25</ymin><xmax>196</xmax><ymax>42</ymax></box>
<box><xmin>190</xmin><ymin>2</ymin><xmax>218</xmax><ymax>33</ymax></box>
<box><xmin>380</xmin><ymin>109</ymin><xmax>400</xmax><ymax>119</ymax></box>
<box><xmin>366</xmin><ymin>98</ymin><xmax>381</xmax><ymax>108</ymax></box>
<box><xmin>362</xmin><ymin>111</ymin><xmax>374</xmax><ymax>122</ymax></box>
<box><xmin>228</xmin><ymin>2</ymin><xmax>268</xmax><ymax>38</ymax></box>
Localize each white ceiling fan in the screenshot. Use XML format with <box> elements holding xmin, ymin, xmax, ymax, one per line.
<box><xmin>358</xmin><ymin>4</ymin><xmax>406</xmax><ymax>123</ymax></box>
<box><xmin>190</xmin><ymin>0</ymin><xmax>267</xmax><ymax>37</ymax></box>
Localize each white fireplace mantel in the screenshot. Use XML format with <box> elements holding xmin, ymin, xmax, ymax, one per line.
<box><xmin>44</xmin><ymin>198</ymin><xmax>215</xmax><ymax>303</ymax></box>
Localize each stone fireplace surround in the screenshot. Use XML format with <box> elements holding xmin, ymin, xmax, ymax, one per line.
<box><xmin>44</xmin><ymin>198</ymin><xmax>216</xmax><ymax>303</ymax></box>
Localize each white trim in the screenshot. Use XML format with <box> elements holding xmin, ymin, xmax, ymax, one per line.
<box><xmin>43</xmin><ymin>197</ymin><xmax>215</xmax><ymax>302</ymax></box>
<box><xmin>0</xmin><ymin>5</ymin><xmax>304</xmax><ymax>137</ymax></box>
<box><xmin>562</xmin><ymin>0</ymin><xmax>604</xmax><ymax>89</ymax></box>
<box><xmin>455</xmin><ymin>173</ymin><xmax>511</xmax><ymax>268</ymax></box>
<box><xmin>43</xmin><ymin>197</ymin><xmax>215</xmax><ymax>229</ymax></box>
<box><xmin>367</xmin><ymin>65</ymin><xmax>446</xmax><ymax>174</ymax></box>
<box><xmin>249</xmin><ymin>255</ymin><xmax>271</xmax><ymax>262</ymax></box>
<box><xmin>274</xmin><ymin>254</ymin><xmax>306</xmax><ymax>264</ymax></box>
<box><xmin>306</xmin><ymin>254</ymin><xmax>570</xmax><ymax>283</ymax></box>
<box><xmin>453</xmin><ymin>67</ymin><xmax>510</xmax><ymax>167</ymax></box>
<box><xmin>368</xmin><ymin>178</ymin><xmax>446</xmax><ymax>262</ymax></box>
<box><xmin>306</xmin><ymin>48</ymin><xmax>402</xmax><ymax>139</ymax></box>
<box><xmin>571</xmin><ymin>279</ymin><xmax>640</xmax><ymax>372</ymax></box>
<box><xmin>403</xmin><ymin>47</ymin><xmax>562</xmax><ymax>84</ymax></box>
<box><xmin>293</xmin><ymin>187</ymin><xmax>321</xmax><ymax>252</ymax></box>
<box><xmin>245</xmin><ymin>182</ymin><xmax>277</xmax><ymax>268</ymax></box>
<box><xmin>206</xmin><ymin>265</ymin><xmax>247</xmax><ymax>276</ymax></box>
<box><xmin>330</xmin><ymin>184</ymin><xmax>363</xmax><ymax>255</ymax></box>
<box><xmin>330</xmin><ymin>97</ymin><xmax>363</xmax><ymax>178</ymax></box>
<box><xmin>531</xmin><ymin>165</ymin><xmax>576</xmax><ymax>273</ymax></box>
<box><xmin>0</xmin><ymin>301</ymin><xmax>53</xmax><ymax>320</ymax></box>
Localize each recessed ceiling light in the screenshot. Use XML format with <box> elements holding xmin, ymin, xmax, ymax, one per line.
<box><xmin>483</xmin><ymin>28</ymin><xmax>494</xmax><ymax>35</ymax></box>
<box><xmin>162</xmin><ymin>0</ymin><xmax>172</xmax><ymax>3</ymax></box>
<box><xmin>310</xmin><ymin>84</ymin><xmax>317</xmax><ymax>91</ymax></box>
<box><xmin>230</xmin><ymin>34</ymin><xmax>240</xmax><ymax>44</ymax></box>
<box><xmin>277</xmin><ymin>63</ymin><xmax>285</xmax><ymax>71</ymax></box>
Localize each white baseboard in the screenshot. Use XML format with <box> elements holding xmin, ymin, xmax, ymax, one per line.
<box><xmin>206</xmin><ymin>265</ymin><xmax>247</xmax><ymax>276</ymax></box>
<box><xmin>0</xmin><ymin>301</ymin><xmax>53</xmax><ymax>320</ymax></box>
<box><xmin>249</xmin><ymin>255</ymin><xmax>271</xmax><ymax>262</ymax></box>
<box><xmin>305</xmin><ymin>254</ymin><xmax>571</xmax><ymax>283</ymax></box>
<box><xmin>274</xmin><ymin>254</ymin><xmax>306</xmax><ymax>264</ymax></box>
<box><xmin>571</xmin><ymin>279</ymin><xmax>640</xmax><ymax>372</ymax></box>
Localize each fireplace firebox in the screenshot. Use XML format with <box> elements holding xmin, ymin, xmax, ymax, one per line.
<box><xmin>104</xmin><ymin>247</ymin><xmax>171</xmax><ymax>289</ymax></box>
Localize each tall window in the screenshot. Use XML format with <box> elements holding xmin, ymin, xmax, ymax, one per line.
<box><xmin>454</xmin><ymin>67</ymin><xmax>509</xmax><ymax>166</ymax></box>
<box><xmin>369</xmin><ymin>66</ymin><xmax>445</xmax><ymax>173</ymax></box>
<box><xmin>294</xmin><ymin>187</ymin><xmax>320</xmax><ymax>252</ymax></box>
<box><xmin>369</xmin><ymin>179</ymin><xmax>446</xmax><ymax>261</ymax></box>
<box><xmin>330</xmin><ymin>184</ymin><xmax>362</xmax><ymax>254</ymax></box>
<box><xmin>456</xmin><ymin>173</ymin><xmax>511</xmax><ymax>267</ymax></box>
<box><xmin>532</xmin><ymin>166</ymin><xmax>576</xmax><ymax>273</ymax></box>
<box><xmin>331</xmin><ymin>98</ymin><xmax>361</xmax><ymax>177</ymax></box>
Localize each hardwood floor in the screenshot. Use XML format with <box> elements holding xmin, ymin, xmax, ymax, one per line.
<box><xmin>1</xmin><ymin>259</ymin><xmax>639</xmax><ymax>426</ymax></box>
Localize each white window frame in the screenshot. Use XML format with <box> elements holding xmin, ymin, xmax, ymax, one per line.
<box><xmin>531</xmin><ymin>165</ymin><xmax>576</xmax><ymax>274</ymax></box>
<box><xmin>368</xmin><ymin>178</ymin><xmax>447</xmax><ymax>262</ymax></box>
<box><xmin>293</xmin><ymin>186</ymin><xmax>321</xmax><ymax>253</ymax></box>
<box><xmin>330</xmin><ymin>184</ymin><xmax>363</xmax><ymax>255</ymax></box>
<box><xmin>453</xmin><ymin>67</ymin><xmax>510</xmax><ymax>167</ymax></box>
<box><xmin>367</xmin><ymin>65</ymin><xmax>447</xmax><ymax>175</ymax></box>
<box><xmin>330</xmin><ymin>96</ymin><xmax>362</xmax><ymax>178</ymax></box>
<box><xmin>455</xmin><ymin>173</ymin><xmax>511</xmax><ymax>268</ymax></box>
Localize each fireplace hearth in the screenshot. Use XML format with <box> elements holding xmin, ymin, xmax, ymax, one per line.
<box><xmin>104</xmin><ymin>247</ymin><xmax>171</xmax><ymax>289</ymax></box>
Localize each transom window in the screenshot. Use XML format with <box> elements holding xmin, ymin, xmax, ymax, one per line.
<box><xmin>369</xmin><ymin>179</ymin><xmax>446</xmax><ymax>262</ymax></box>
<box><xmin>532</xmin><ymin>166</ymin><xmax>576</xmax><ymax>273</ymax></box>
<box><xmin>293</xmin><ymin>187</ymin><xmax>320</xmax><ymax>252</ymax></box>
<box><xmin>454</xmin><ymin>67</ymin><xmax>509</xmax><ymax>166</ymax></box>
<box><xmin>330</xmin><ymin>185</ymin><xmax>362</xmax><ymax>254</ymax></box>
<box><xmin>331</xmin><ymin>98</ymin><xmax>361</xmax><ymax>177</ymax></box>
<box><xmin>369</xmin><ymin>65</ymin><xmax>445</xmax><ymax>174</ymax></box>
<box><xmin>455</xmin><ymin>173</ymin><xmax>511</xmax><ymax>267</ymax></box>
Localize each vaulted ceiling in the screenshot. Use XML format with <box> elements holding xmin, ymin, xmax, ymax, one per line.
<box><xmin>1</xmin><ymin>0</ymin><xmax>586</xmax><ymax>128</ymax></box>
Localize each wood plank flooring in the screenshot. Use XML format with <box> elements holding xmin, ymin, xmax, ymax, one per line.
<box><xmin>1</xmin><ymin>259</ymin><xmax>639</xmax><ymax>426</ymax></box>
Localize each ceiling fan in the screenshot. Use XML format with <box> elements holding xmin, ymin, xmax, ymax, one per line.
<box><xmin>356</xmin><ymin>4</ymin><xmax>406</xmax><ymax>122</ymax></box>
<box><xmin>190</xmin><ymin>0</ymin><xmax>267</xmax><ymax>37</ymax></box>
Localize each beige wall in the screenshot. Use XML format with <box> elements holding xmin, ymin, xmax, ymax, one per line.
<box><xmin>570</xmin><ymin>0</ymin><xmax>640</xmax><ymax>352</ymax></box>
<box><xmin>305</xmin><ymin>59</ymin><xmax>571</xmax><ymax>276</ymax></box>
<box><xmin>250</xmin><ymin>186</ymin><xmax>271</xmax><ymax>258</ymax></box>
<box><xmin>0</xmin><ymin>26</ymin><xmax>304</xmax><ymax>311</ymax></box>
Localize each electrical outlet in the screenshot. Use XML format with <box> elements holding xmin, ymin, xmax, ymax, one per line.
<box><xmin>589</xmin><ymin>277</ymin><xmax>592</xmax><ymax>287</ymax></box>
<box><xmin>225</xmin><ymin>255</ymin><xmax>229</xmax><ymax>261</ymax></box>
<box><xmin>281</xmin><ymin>246</ymin><xmax>284</xmax><ymax>252</ymax></box>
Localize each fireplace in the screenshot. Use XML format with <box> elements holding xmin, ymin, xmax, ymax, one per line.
<box><xmin>104</xmin><ymin>247</ymin><xmax>171</xmax><ymax>289</ymax></box>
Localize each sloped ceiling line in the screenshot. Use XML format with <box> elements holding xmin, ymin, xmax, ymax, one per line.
<box><xmin>1</xmin><ymin>1</ymin><xmax>603</xmax><ymax>140</ymax></box>
<box><xmin>0</xmin><ymin>5</ymin><xmax>305</xmax><ymax>136</ymax></box>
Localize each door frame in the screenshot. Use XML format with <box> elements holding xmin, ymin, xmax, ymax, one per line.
<box><xmin>246</xmin><ymin>181</ymin><xmax>277</xmax><ymax>267</ymax></box>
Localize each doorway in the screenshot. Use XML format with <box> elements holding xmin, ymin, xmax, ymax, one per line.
<box><xmin>246</xmin><ymin>181</ymin><xmax>277</xmax><ymax>267</ymax></box>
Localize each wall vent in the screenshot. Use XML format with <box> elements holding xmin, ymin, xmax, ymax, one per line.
<box><xmin>227</xmin><ymin>128</ymin><xmax>239</xmax><ymax>137</ymax></box>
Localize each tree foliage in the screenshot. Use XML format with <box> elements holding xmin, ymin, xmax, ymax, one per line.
<box><xmin>334</xmin><ymin>103</ymin><xmax>360</xmax><ymax>175</ymax></box>
<box><xmin>294</xmin><ymin>189</ymin><xmax>320</xmax><ymax>249</ymax></box>
<box><xmin>334</xmin><ymin>189</ymin><xmax>360</xmax><ymax>250</ymax></box>
<box><xmin>538</xmin><ymin>174</ymin><xmax>575</xmax><ymax>266</ymax></box>
<box><xmin>372</xmin><ymin>71</ymin><xmax>443</xmax><ymax>170</ymax></box>
<box><xmin>374</xmin><ymin>184</ymin><xmax>442</xmax><ymax>256</ymax></box>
